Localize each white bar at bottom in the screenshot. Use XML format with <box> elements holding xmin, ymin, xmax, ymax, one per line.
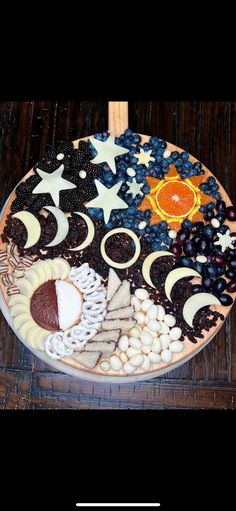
<box><xmin>76</xmin><ymin>504</ymin><xmax>161</xmax><ymax>508</ymax></box>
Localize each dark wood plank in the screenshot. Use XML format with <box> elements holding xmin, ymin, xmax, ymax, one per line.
<box><xmin>1</xmin><ymin>101</ymin><xmax>236</xmax><ymax>409</ymax></box>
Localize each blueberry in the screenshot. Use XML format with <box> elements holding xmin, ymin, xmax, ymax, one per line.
<box><xmin>217</xmin><ymin>225</ymin><xmax>229</xmax><ymax>234</ymax></box>
<box><xmin>171</xmin><ymin>151</ymin><xmax>179</xmax><ymax>160</ymax></box>
<box><xmin>143</xmin><ymin>186</ymin><xmax>150</xmax><ymax>194</ymax></box>
<box><xmin>193</xmin><ymin>162</ymin><xmax>202</xmax><ymax>171</ymax></box>
<box><xmin>204</xmin><ymin>263</ymin><xmax>218</xmax><ymax>278</ymax></box>
<box><xmin>204</xmin><ymin>209</ymin><xmax>215</xmax><ymax>221</ymax></box>
<box><xmin>219</xmin><ymin>294</ymin><xmax>233</xmax><ymax>306</ymax></box>
<box><xmin>152</xmin><ymin>242</ymin><xmax>161</xmax><ymax>250</ymax></box>
<box><xmin>206</xmin><ymin>201</ymin><xmax>215</xmax><ymax>210</ymax></box>
<box><xmin>199</xmin><ymin>205</ymin><xmax>206</xmax><ymax>212</ymax></box>
<box><xmin>203</xmin><ymin>225</ymin><xmax>215</xmax><ymax>239</ymax></box>
<box><xmin>214</xmin><ymin>192</ymin><xmax>222</xmax><ymax>201</ymax></box>
<box><xmin>213</xmin><ymin>278</ymin><xmax>227</xmax><ymax>295</ymax></box>
<box><xmin>181</xmin><ymin>151</ymin><xmax>189</xmax><ymax>160</ymax></box>
<box><xmin>196</xmin><ymin>238</ymin><xmax>210</xmax><ymax>255</ymax></box>
<box><xmin>182</xmin><ymin>219</ymin><xmax>192</xmax><ymax>230</ymax></box>
<box><xmin>160</xmin><ymin>141</ymin><xmax>167</xmax><ymax>149</ymax></box>
<box><xmin>124</xmin><ymin>129</ymin><xmax>133</xmax><ymax>137</ymax></box>
<box><xmin>193</xmin><ymin>261</ymin><xmax>203</xmax><ymax>274</ymax></box>
<box><xmin>178</xmin><ymin>256</ymin><xmax>194</xmax><ymax>268</ymax></box>
<box><xmin>202</xmin><ymin>277</ymin><xmax>213</xmax><ymax>290</ymax></box>
<box><xmin>215</xmin><ymin>213</ymin><xmax>226</xmax><ymax>225</ymax></box>
<box><xmin>208</xmin><ymin>176</ymin><xmax>216</xmax><ymax>185</ymax></box>
<box><xmin>192</xmin><ymin>284</ymin><xmax>203</xmax><ymax>294</ymax></box>
<box><xmin>159</xmin><ymin>221</ymin><xmax>167</xmax><ymax>230</ymax></box>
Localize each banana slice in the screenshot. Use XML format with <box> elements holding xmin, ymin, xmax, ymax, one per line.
<box><xmin>13</xmin><ymin>312</ymin><xmax>31</xmax><ymax>330</ymax></box>
<box><xmin>40</xmin><ymin>260</ymin><xmax>52</xmax><ymax>281</ymax></box>
<box><xmin>17</xmin><ymin>279</ymin><xmax>34</xmax><ymax>298</ymax></box>
<box><xmin>32</xmin><ymin>261</ymin><xmax>47</xmax><ymax>281</ymax></box>
<box><xmin>24</xmin><ymin>269</ymin><xmax>41</xmax><ymax>289</ymax></box>
<box><xmin>53</xmin><ymin>257</ymin><xmax>70</xmax><ymax>279</ymax></box>
<box><xmin>26</xmin><ymin>326</ymin><xmax>48</xmax><ymax>350</ymax></box>
<box><xmin>9</xmin><ymin>303</ymin><xmax>30</xmax><ymax>317</ymax></box>
<box><xmin>8</xmin><ymin>295</ymin><xmax>30</xmax><ymax>307</ymax></box>
<box><xmin>18</xmin><ymin>319</ymin><xmax>38</xmax><ymax>341</ymax></box>
<box><xmin>47</xmin><ymin>259</ymin><xmax>61</xmax><ymax>280</ymax></box>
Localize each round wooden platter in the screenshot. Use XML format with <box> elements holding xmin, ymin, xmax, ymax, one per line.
<box><xmin>0</xmin><ymin>102</ymin><xmax>236</xmax><ymax>383</ymax></box>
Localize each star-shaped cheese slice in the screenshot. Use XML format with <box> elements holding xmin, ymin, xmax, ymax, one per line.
<box><xmin>32</xmin><ymin>164</ymin><xmax>76</xmax><ymax>207</ymax></box>
<box><xmin>126</xmin><ymin>178</ymin><xmax>144</xmax><ymax>198</ymax></box>
<box><xmin>89</xmin><ymin>133</ymin><xmax>129</xmax><ymax>175</ymax></box>
<box><xmin>85</xmin><ymin>179</ymin><xmax>128</xmax><ymax>224</ymax></box>
<box><xmin>134</xmin><ymin>148</ymin><xmax>155</xmax><ymax>168</ymax></box>
<box><xmin>214</xmin><ymin>229</ymin><xmax>236</xmax><ymax>253</ymax></box>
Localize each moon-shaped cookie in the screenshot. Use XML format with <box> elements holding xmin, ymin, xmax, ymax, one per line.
<box><xmin>142</xmin><ymin>251</ymin><xmax>173</xmax><ymax>288</ymax></box>
<box><xmin>12</xmin><ymin>211</ymin><xmax>41</xmax><ymax>249</ymax></box>
<box><xmin>44</xmin><ymin>206</ymin><xmax>69</xmax><ymax>247</ymax></box>
<box><xmin>68</xmin><ymin>212</ymin><xmax>95</xmax><ymax>251</ymax></box>
<box><xmin>183</xmin><ymin>293</ymin><xmax>221</xmax><ymax>328</ymax></box>
<box><xmin>165</xmin><ymin>267</ymin><xmax>201</xmax><ymax>302</ymax></box>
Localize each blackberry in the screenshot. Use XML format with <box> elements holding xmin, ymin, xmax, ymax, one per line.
<box><xmin>56</xmin><ymin>140</ymin><xmax>74</xmax><ymax>155</ymax></box>
<box><xmin>10</xmin><ymin>197</ymin><xmax>26</xmax><ymax>212</ymax></box>
<box><xmin>35</xmin><ymin>158</ymin><xmax>60</xmax><ymax>174</ymax></box>
<box><xmin>80</xmin><ymin>183</ymin><xmax>97</xmax><ymax>202</ymax></box>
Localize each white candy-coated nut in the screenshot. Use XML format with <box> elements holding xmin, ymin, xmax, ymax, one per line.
<box><xmin>169</xmin><ymin>340</ymin><xmax>184</xmax><ymax>353</ymax></box>
<box><xmin>127</xmin><ymin>167</ymin><xmax>136</xmax><ymax>177</ymax></box>
<box><xmin>138</xmin><ymin>221</ymin><xmax>147</xmax><ymax>230</ymax></box>
<box><xmin>160</xmin><ymin>333</ymin><xmax>171</xmax><ymax>349</ymax></box>
<box><xmin>126</xmin><ymin>347</ymin><xmax>141</xmax><ymax>358</ymax></box>
<box><xmin>135</xmin><ymin>288</ymin><xmax>149</xmax><ymax>301</ymax></box>
<box><xmin>211</xmin><ymin>218</ymin><xmax>220</xmax><ymax>228</ymax></box>
<box><xmin>123</xmin><ymin>361</ymin><xmax>136</xmax><ymax>374</ymax></box>
<box><xmin>148</xmin><ymin>352</ymin><xmax>161</xmax><ymax>363</ymax></box>
<box><xmin>141</xmin><ymin>354</ymin><xmax>151</xmax><ymax>371</ymax></box>
<box><xmin>129</xmin><ymin>354</ymin><xmax>144</xmax><ymax>367</ymax></box>
<box><xmin>142</xmin><ymin>345</ymin><xmax>151</xmax><ymax>354</ymax></box>
<box><xmin>129</xmin><ymin>337</ymin><xmax>142</xmax><ymax>349</ymax></box>
<box><xmin>143</xmin><ymin>326</ymin><xmax>158</xmax><ymax>337</ymax></box>
<box><xmin>169</xmin><ymin>229</ymin><xmax>177</xmax><ymax>239</ymax></box>
<box><xmin>164</xmin><ymin>314</ymin><xmax>176</xmax><ymax>327</ymax></box>
<box><xmin>160</xmin><ymin>322</ymin><xmax>170</xmax><ymax>334</ymax></box>
<box><xmin>156</xmin><ymin>305</ymin><xmax>165</xmax><ymax>321</ymax></box>
<box><xmin>151</xmin><ymin>339</ymin><xmax>162</xmax><ymax>353</ymax></box>
<box><xmin>79</xmin><ymin>170</ymin><xmax>87</xmax><ymax>179</ymax></box>
<box><xmin>141</xmin><ymin>299</ymin><xmax>153</xmax><ymax>312</ymax></box>
<box><xmin>169</xmin><ymin>327</ymin><xmax>182</xmax><ymax>341</ymax></box>
<box><xmin>110</xmin><ymin>355</ymin><xmax>122</xmax><ymax>371</ymax></box>
<box><xmin>120</xmin><ymin>352</ymin><xmax>128</xmax><ymax>363</ymax></box>
<box><xmin>147</xmin><ymin>319</ymin><xmax>161</xmax><ymax>332</ymax></box>
<box><xmin>161</xmin><ymin>349</ymin><xmax>173</xmax><ymax>364</ymax></box>
<box><xmin>129</xmin><ymin>326</ymin><xmax>141</xmax><ymax>338</ymax></box>
<box><xmin>133</xmin><ymin>311</ymin><xmax>145</xmax><ymax>324</ymax></box>
<box><xmin>141</xmin><ymin>331</ymin><xmax>153</xmax><ymax>346</ymax></box>
<box><xmin>118</xmin><ymin>335</ymin><xmax>129</xmax><ymax>352</ymax></box>
<box><xmin>163</xmin><ymin>149</ymin><xmax>171</xmax><ymax>159</ymax></box>
<box><xmin>145</xmin><ymin>315</ymin><xmax>150</xmax><ymax>324</ymax></box>
<box><xmin>56</xmin><ymin>152</ymin><xmax>64</xmax><ymax>160</ymax></box>
<box><xmin>146</xmin><ymin>304</ymin><xmax>158</xmax><ymax>319</ymax></box>
<box><xmin>100</xmin><ymin>361</ymin><xmax>111</xmax><ymax>371</ymax></box>
<box><xmin>196</xmin><ymin>255</ymin><xmax>207</xmax><ymax>263</ymax></box>
<box><xmin>131</xmin><ymin>295</ymin><xmax>141</xmax><ymax>311</ymax></box>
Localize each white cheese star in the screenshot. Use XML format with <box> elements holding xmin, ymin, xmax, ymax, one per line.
<box><xmin>85</xmin><ymin>179</ymin><xmax>128</xmax><ymax>224</ymax></box>
<box><xmin>126</xmin><ymin>178</ymin><xmax>144</xmax><ymax>198</ymax></box>
<box><xmin>89</xmin><ymin>133</ymin><xmax>129</xmax><ymax>175</ymax></box>
<box><xmin>134</xmin><ymin>147</ymin><xmax>155</xmax><ymax>168</ymax></box>
<box><xmin>32</xmin><ymin>164</ymin><xmax>76</xmax><ymax>207</ymax></box>
<box><xmin>214</xmin><ymin>229</ymin><xmax>236</xmax><ymax>253</ymax></box>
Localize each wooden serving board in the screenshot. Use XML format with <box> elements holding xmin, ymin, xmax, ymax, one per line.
<box><xmin>0</xmin><ymin>102</ymin><xmax>236</xmax><ymax>383</ymax></box>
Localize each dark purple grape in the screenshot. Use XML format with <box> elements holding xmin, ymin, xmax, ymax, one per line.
<box><xmin>177</xmin><ymin>229</ymin><xmax>190</xmax><ymax>243</ymax></box>
<box><xmin>215</xmin><ymin>213</ymin><xmax>226</xmax><ymax>225</ymax></box>
<box><xmin>226</xmin><ymin>206</ymin><xmax>236</xmax><ymax>221</ymax></box>
<box><xmin>216</xmin><ymin>199</ymin><xmax>226</xmax><ymax>213</ymax></box>
<box><xmin>170</xmin><ymin>242</ymin><xmax>182</xmax><ymax>257</ymax></box>
<box><xmin>183</xmin><ymin>239</ymin><xmax>196</xmax><ymax>257</ymax></box>
<box><xmin>212</xmin><ymin>254</ymin><xmax>226</xmax><ymax>267</ymax></box>
<box><xmin>196</xmin><ymin>238</ymin><xmax>210</xmax><ymax>255</ymax></box>
<box><xmin>207</xmin><ymin>255</ymin><xmax>213</xmax><ymax>263</ymax></box>
<box><xmin>178</xmin><ymin>256</ymin><xmax>194</xmax><ymax>268</ymax></box>
<box><xmin>193</xmin><ymin>261</ymin><xmax>204</xmax><ymax>274</ymax></box>
<box><xmin>191</xmin><ymin>222</ymin><xmax>204</xmax><ymax>234</ymax></box>
<box><xmin>213</xmin><ymin>278</ymin><xmax>227</xmax><ymax>295</ymax></box>
<box><xmin>225</xmin><ymin>269</ymin><xmax>236</xmax><ymax>279</ymax></box>
<box><xmin>219</xmin><ymin>293</ymin><xmax>233</xmax><ymax>306</ymax></box>
<box><xmin>192</xmin><ymin>284</ymin><xmax>203</xmax><ymax>293</ymax></box>
<box><xmin>227</xmin><ymin>279</ymin><xmax>236</xmax><ymax>293</ymax></box>
<box><xmin>203</xmin><ymin>225</ymin><xmax>215</xmax><ymax>239</ymax></box>
<box><xmin>204</xmin><ymin>263</ymin><xmax>218</xmax><ymax>278</ymax></box>
<box><xmin>217</xmin><ymin>268</ymin><xmax>226</xmax><ymax>277</ymax></box>
<box><xmin>229</xmin><ymin>258</ymin><xmax>236</xmax><ymax>270</ymax></box>
<box><xmin>204</xmin><ymin>209</ymin><xmax>215</xmax><ymax>221</ymax></box>
<box><xmin>202</xmin><ymin>277</ymin><xmax>214</xmax><ymax>289</ymax></box>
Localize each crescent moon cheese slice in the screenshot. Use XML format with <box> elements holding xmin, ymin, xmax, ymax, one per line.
<box><xmin>44</xmin><ymin>206</ymin><xmax>69</xmax><ymax>247</ymax></box>
<box><xmin>12</xmin><ymin>211</ymin><xmax>41</xmax><ymax>249</ymax></box>
<box><xmin>142</xmin><ymin>251</ymin><xmax>173</xmax><ymax>288</ymax></box>
<box><xmin>183</xmin><ymin>293</ymin><xmax>221</xmax><ymax>328</ymax></box>
<box><xmin>68</xmin><ymin>212</ymin><xmax>95</xmax><ymax>251</ymax></box>
<box><xmin>165</xmin><ymin>268</ymin><xmax>201</xmax><ymax>302</ymax></box>
<box><xmin>100</xmin><ymin>228</ymin><xmax>141</xmax><ymax>269</ymax></box>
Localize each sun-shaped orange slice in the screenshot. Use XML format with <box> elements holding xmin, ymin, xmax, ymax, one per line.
<box><xmin>156</xmin><ymin>180</ymin><xmax>196</xmax><ymax>218</ymax></box>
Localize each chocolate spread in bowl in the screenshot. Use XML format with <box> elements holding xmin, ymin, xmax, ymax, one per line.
<box><xmin>30</xmin><ymin>280</ymin><xmax>59</xmax><ymax>331</ymax></box>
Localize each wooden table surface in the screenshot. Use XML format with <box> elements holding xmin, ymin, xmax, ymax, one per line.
<box><xmin>0</xmin><ymin>100</ymin><xmax>236</xmax><ymax>410</ymax></box>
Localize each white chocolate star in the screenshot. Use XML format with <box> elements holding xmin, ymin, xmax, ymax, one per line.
<box><xmin>134</xmin><ymin>148</ymin><xmax>155</xmax><ymax>168</ymax></box>
<box><xmin>126</xmin><ymin>178</ymin><xmax>144</xmax><ymax>198</ymax></box>
<box><xmin>89</xmin><ymin>133</ymin><xmax>129</xmax><ymax>175</ymax></box>
<box><xmin>32</xmin><ymin>164</ymin><xmax>76</xmax><ymax>207</ymax></box>
<box><xmin>214</xmin><ymin>229</ymin><xmax>236</xmax><ymax>253</ymax></box>
<box><xmin>85</xmin><ymin>179</ymin><xmax>128</xmax><ymax>224</ymax></box>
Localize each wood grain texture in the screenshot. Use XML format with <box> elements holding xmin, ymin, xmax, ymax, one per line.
<box><xmin>0</xmin><ymin>101</ymin><xmax>236</xmax><ymax>409</ymax></box>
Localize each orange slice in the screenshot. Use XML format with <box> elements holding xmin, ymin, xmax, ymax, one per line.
<box><xmin>156</xmin><ymin>180</ymin><xmax>196</xmax><ymax>218</ymax></box>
